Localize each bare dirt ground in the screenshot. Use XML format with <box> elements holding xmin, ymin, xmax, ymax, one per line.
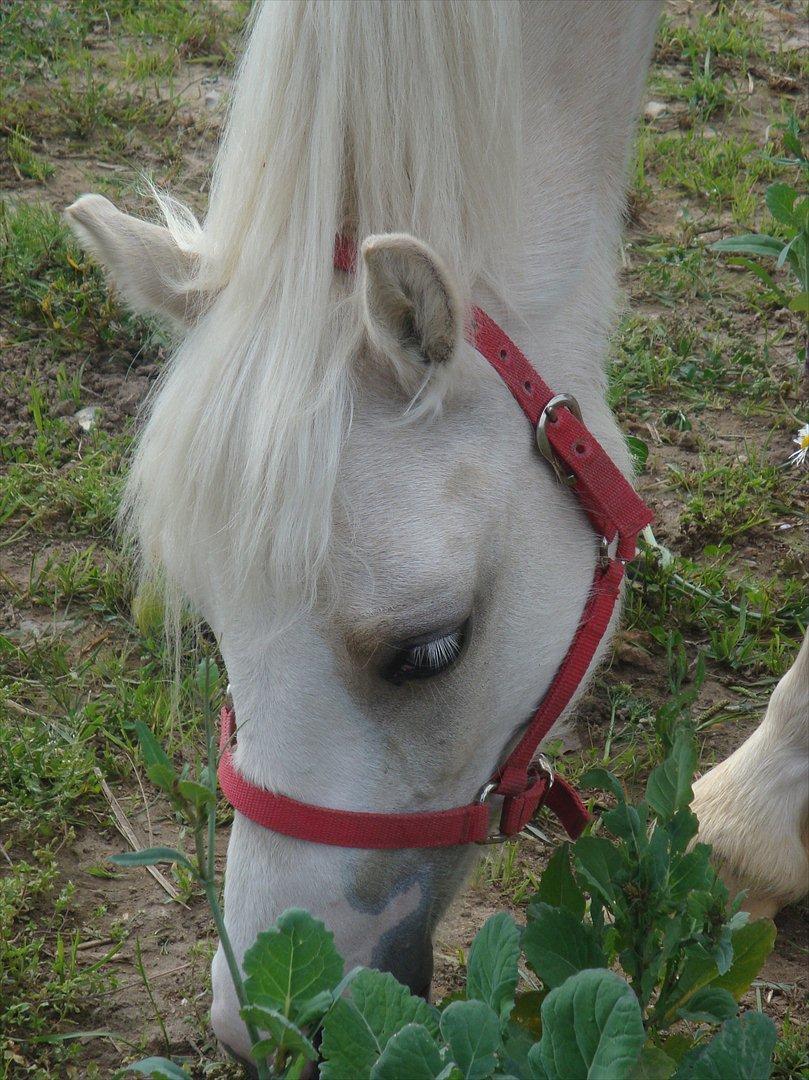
<box><xmin>1</xmin><ymin>1</ymin><xmax>807</xmax><ymax>1077</ymax></box>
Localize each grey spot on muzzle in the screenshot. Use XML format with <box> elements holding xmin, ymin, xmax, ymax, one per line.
<box><xmin>347</xmin><ymin>849</ymin><xmax>471</xmax><ymax>996</ymax></box>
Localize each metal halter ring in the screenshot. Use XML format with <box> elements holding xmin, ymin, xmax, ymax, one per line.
<box><xmin>536</xmin><ymin>393</ymin><xmax>582</xmax><ymax>485</ymax></box>
<box><xmin>476</xmin><ymin>755</ymin><xmax>555</xmax><ymax>844</ymax></box>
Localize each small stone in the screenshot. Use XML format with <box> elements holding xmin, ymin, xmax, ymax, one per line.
<box><xmin>204</xmin><ymin>90</ymin><xmax>220</xmax><ymax>107</ymax></box>
<box><xmin>644</xmin><ymin>100</ymin><xmax>667</xmax><ymax>120</ymax></box>
<box><xmin>74</xmin><ymin>405</ymin><xmax>100</xmax><ymax>431</ymax></box>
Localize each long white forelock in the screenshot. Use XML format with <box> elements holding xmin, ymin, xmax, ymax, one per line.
<box><xmin>121</xmin><ymin>0</ymin><xmax>522</xmax><ymax>616</ymax></box>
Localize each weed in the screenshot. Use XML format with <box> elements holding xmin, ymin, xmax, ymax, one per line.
<box><xmin>668</xmin><ymin>448</ymin><xmax>798</xmax><ymax>543</ymax></box>
<box><xmin>115</xmin><ymin>728</ymin><xmax>779</xmax><ymax>1079</ymax></box>
<box><xmin>711</xmin><ymin>115</ymin><xmax>808</xmax><ymax>371</ymax></box>
<box><xmin>0</xmin><ymin>848</ymin><xmax>118</xmax><ymax>1072</ymax></box>
<box><xmin>5</xmin><ymin>127</ymin><xmax>55</xmax><ymax>182</ymax></box>
<box><xmin>656</xmin><ymin>3</ymin><xmax>767</xmax><ymax>67</ymax></box>
<box><xmin>772</xmin><ymin>1014</ymin><xmax>809</xmax><ymax>1079</ymax></box>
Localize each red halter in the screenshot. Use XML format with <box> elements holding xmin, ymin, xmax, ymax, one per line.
<box><xmin>218</xmin><ymin>241</ymin><xmax>653</xmax><ymax>848</ymax></box>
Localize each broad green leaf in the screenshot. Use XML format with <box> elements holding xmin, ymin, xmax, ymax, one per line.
<box><xmin>143</xmin><ymin>762</ymin><xmax>176</xmax><ymax>792</ymax></box>
<box><xmin>659</xmin><ymin>946</ymin><xmax>719</xmax><ymax>1024</ymax></box>
<box><xmin>134</xmin><ymin>720</ymin><xmax>176</xmax><ymax>793</ymax></box>
<box><xmin>195</xmin><ymin>657</ymin><xmax>220</xmax><ymax>698</ymax></box>
<box><xmin>603</xmin><ymin>802</ymin><xmax>646</xmax><ymax>852</ymax></box>
<box><xmin>320</xmin><ymin>969</ymin><xmax>439</xmax><ymax>1079</ymax></box>
<box><xmin>789</xmin><ymin>291</ymin><xmax>809</xmax><ymax>312</ymax></box>
<box><xmin>242</xmin><ymin>909</ymin><xmax>343</xmax><ymax>1024</ymax></box>
<box><xmin>440</xmin><ymin>1000</ymin><xmax>501</xmax><ymax>1080</ymax></box>
<box><xmin>125</xmin><ymin>1058</ymin><xmax>190</xmax><ymax>1079</ymax></box>
<box><xmin>503</xmin><ymin>1019</ymin><xmax>538</xmax><ymax>1077</ymax></box>
<box><xmin>530</xmin><ymin>844</ymin><xmax>585</xmax><ymax>921</ymax></box>
<box><xmin>294</xmin><ymin>988</ymin><xmax>336</xmax><ymax>1027</ymax></box>
<box><xmin>765</xmin><ymin>182</ymin><xmax>798</xmax><ymax>226</ymax></box>
<box><xmin>662</xmin><ymin>1035</ymin><xmax>695</xmax><ymax>1065</ymax></box>
<box><xmin>579</xmin><ymin>767</ymin><xmax>625</xmax><ymax>802</ymax></box>
<box><xmin>669</xmin><ymin>846</ymin><xmax>712</xmax><ymax>901</ymax></box>
<box><xmin>526</xmin><ymin>1042</ymin><xmax>551</xmax><ymax>1080</ymax></box>
<box><xmin>176</xmin><ymin>779</ymin><xmax>216</xmax><ymax>808</ymax></box>
<box><xmin>646</xmin><ymin>733</ymin><xmax>697</xmax><ymax>820</ymax></box>
<box><xmin>630</xmin><ymin>1045</ymin><xmax>677</xmax><ymax>1080</ymax></box>
<box><xmin>676</xmin><ymin>986</ymin><xmax>737</xmax><ymax>1025</ymax></box>
<box><xmin>665</xmin><ymin>808</ymin><xmax>699</xmax><ymax>856</ymax></box>
<box><xmin>627</xmin><ymin>435</ymin><xmax>649</xmax><ymax>473</ymax></box>
<box><xmin>781</xmin><ymin>122</ymin><xmax>804</xmax><ymax>159</ymax></box>
<box><xmin>710</xmin><ymin>234</ymin><xmax>785</xmax><ymax>258</ymax></box>
<box><xmin>711</xmin><ymin>919</ymin><xmax>776</xmax><ymax>1000</ymax></box>
<box><xmin>776</xmin><ymin>233</ymin><xmax>798</xmax><ymax>269</ymax></box>
<box><xmin>466</xmin><ymin>913</ymin><xmax>521</xmax><ymax>1020</ymax></box>
<box><xmin>711</xmin><ymin>924</ymin><xmax>734</xmax><ymax>977</ymax></box>
<box><xmin>626</xmin><ymin>435</ymin><xmax>649</xmax><ymax>472</ymax></box>
<box><xmin>134</xmin><ymin>720</ymin><xmax>173</xmax><ymax>772</ymax></box>
<box><xmin>242</xmin><ymin>1005</ymin><xmax>317</xmax><ymax>1061</ymax></box>
<box><xmin>537</xmin><ymin>969</ymin><xmax>646</xmax><ymax>1080</ymax></box>
<box><xmin>573</xmin><ymin>835</ymin><xmax>625</xmax><ymax>905</ymax></box>
<box><xmin>644</xmin><ymin>823</ymin><xmax>670</xmax><ymax>891</ymax></box>
<box><xmin>510</xmin><ymin>991</ymin><xmax>544</xmax><ymax>1041</ymax></box>
<box><xmin>370</xmin><ymin>1025</ymin><xmax>445</xmax><ymax>1080</ymax></box>
<box><xmin>673</xmin><ymin>1012</ymin><xmax>776</xmax><ymax>1079</ymax></box>
<box><xmin>109</xmin><ymin>847</ymin><xmax>192</xmax><ymax>870</ymax></box>
<box><xmin>785</xmin><ymin>234</ymin><xmax>807</xmax><ymax>282</ymax></box>
<box><xmin>523</xmin><ymin>904</ymin><xmax>606</xmax><ymax>989</ymax></box>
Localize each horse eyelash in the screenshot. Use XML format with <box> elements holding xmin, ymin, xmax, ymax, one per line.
<box><xmin>407</xmin><ymin>630</ymin><xmax>463</xmax><ymax>670</ymax></box>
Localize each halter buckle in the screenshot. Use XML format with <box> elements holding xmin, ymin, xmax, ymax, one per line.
<box><xmin>536</xmin><ymin>394</ymin><xmax>582</xmax><ymax>485</ymax></box>
<box><xmin>476</xmin><ymin>755</ymin><xmax>555</xmax><ymax>844</ymax></box>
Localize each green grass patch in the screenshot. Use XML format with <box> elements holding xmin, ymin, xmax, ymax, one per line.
<box><xmin>0</xmin><ymin>200</ymin><xmax>164</xmax><ymax>362</ymax></box>
<box><xmin>656</xmin><ymin>3</ymin><xmax>767</xmax><ymax>66</ymax></box>
<box><xmin>0</xmin><ymin>848</ymin><xmax>119</xmax><ymax>1075</ymax></box>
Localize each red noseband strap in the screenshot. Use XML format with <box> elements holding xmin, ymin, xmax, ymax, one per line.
<box><xmin>217</xmin><ymin>242</ymin><xmax>653</xmax><ymax>849</ymax></box>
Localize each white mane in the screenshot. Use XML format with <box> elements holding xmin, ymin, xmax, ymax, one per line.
<box><xmin>123</xmin><ymin>0</ymin><xmax>522</xmax><ymax>618</ymax></box>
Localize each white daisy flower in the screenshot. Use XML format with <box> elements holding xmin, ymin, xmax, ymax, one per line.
<box><xmin>787</xmin><ymin>422</ymin><xmax>809</xmax><ymax>468</ymax></box>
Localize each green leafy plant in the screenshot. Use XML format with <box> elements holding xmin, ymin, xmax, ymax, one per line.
<box><xmin>711</xmin><ymin>116</ymin><xmax>808</xmax><ymax>372</ymax></box>
<box><xmin>115</xmin><ymin>715</ymin><xmax>778</xmax><ymax>1079</ymax></box>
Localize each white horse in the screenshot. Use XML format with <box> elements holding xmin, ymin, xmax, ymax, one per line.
<box><xmin>65</xmin><ymin>0</ymin><xmax>806</xmax><ymax>1066</ymax></box>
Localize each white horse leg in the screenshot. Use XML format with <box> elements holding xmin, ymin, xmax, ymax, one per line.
<box><xmin>692</xmin><ymin>631</ymin><xmax>809</xmax><ymax>919</ymax></box>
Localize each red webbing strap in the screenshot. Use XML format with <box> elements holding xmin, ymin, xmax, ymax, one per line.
<box><xmin>219</xmin><ymin>707</ymin><xmax>494</xmax><ymax>849</ymax></box>
<box><xmin>471</xmin><ymin>306</ymin><xmax>652</xmax><ymax>554</ymax></box>
<box><xmin>495</xmin><ymin>560</ymin><xmax>625</xmax><ymax>797</ymax></box>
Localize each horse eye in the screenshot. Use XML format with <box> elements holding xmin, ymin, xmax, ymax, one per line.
<box><xmin>384</xmin><ymin>621</ymin><xmax>469</xmax><ymax>686</ymax></box>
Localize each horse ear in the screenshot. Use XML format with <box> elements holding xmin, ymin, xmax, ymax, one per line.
<box><xmin>361</xmin><ymin>234</ymin><xmax>462</xmax><ymax>373</ymax></box>
<box><xmin>65</xmin><ymin>194</ymin><xmax>210</xmax><ymax>328</ymax></box>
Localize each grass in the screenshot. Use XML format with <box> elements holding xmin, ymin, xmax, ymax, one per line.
<box><xmin>0</xmin><ymin>0</ymin><xmax>806</xmax><ymax>1075</ymax></box>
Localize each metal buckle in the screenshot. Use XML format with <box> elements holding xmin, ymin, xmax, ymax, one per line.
<box><xmin>476</xmin><ymin>756</ymin><xmax>555</xmax><ymax>845</ymax></box>
<box><xmin>599</xmin><ymin>535</ymin><xmax>631</xmax><ymax>572</ymax></box>
<box><xmin>476</xmin><ymin>781</ymin><xmax>507</xmax><ymax>844</ymax></box>
<box><xmin>599</xmin><ymin>536</ymin><xmax>611</xmax><ymax>572</ymax></box>
<box><xmin>536</xmin><ymin>394</ymin><xmax>582</xmax><ymax>485</ymax></box>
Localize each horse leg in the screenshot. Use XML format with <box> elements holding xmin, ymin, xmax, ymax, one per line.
<box><xmin>691</xmin><ymin>631</ymin><xmax>809</xmax><ymax>919</ymax></box>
